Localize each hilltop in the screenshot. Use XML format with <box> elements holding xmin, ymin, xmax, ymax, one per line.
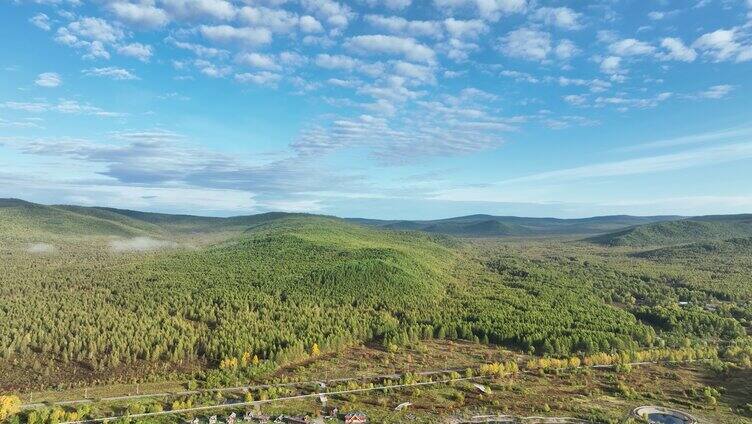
<box><xmin>587</xmin><ymin>215</ymin><xmax>752</xmax><ymax>247</ymax></box>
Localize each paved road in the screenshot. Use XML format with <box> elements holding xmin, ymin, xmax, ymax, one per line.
<box><xmin>22</xmin><ymin>366</ymin><xmax>469</xmax><ymax>410</ymax></box>
<box><xmin>57</xmin><ymin>375</ymin><xmax>485</xmax><ymax>424</ymax></box>
<box><xmin>28</xmin><ymin>358</ymin><xmax>711</xmax><ymax>424</ymax></box>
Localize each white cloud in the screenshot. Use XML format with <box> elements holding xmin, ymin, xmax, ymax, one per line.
<box><xmin>595</xmin><ymin>92</ymin><xmax>672</xmax><ymax>111</ymax></box>
<box><xmin>440</xmin><ymin>38</ymin><xmax>479</xmax><ymax>61</ymax></box>
<box><xmin>498</xmin><ymin>28</ymin><xmax>551</xmax><ymax>61</ymax></box>
<box><xmin>648</xmin><ymin>11</ymin><xmax>665</xmax><ymax>20</ymax></box>
<box><xmin>315</xmin><ymin>53</ymin><xmax>360</xmax><ymax>70</ymax></box>
<box><xmin>109</xmin><ymin>237</ymin><xmax>177</xmax><ymax>252</ymax></box>
<box><xmin>301</xmin><ymin>0</ymin><xmax>355</xmax><ymax>29</ymax></box>
<box><xmin>0</xmin><ymin>118</ymin><xmax>44</xmax><ymax>129</ymax></box>
<box><xmin>363</xmin><ymin>0</ymin><xmax>412</xmax><ymax>9</ymax></box>
<box><xmin>1</xmin><ymin>99</ymin><xmax>124</xmax><ymax>117</ymax></box>
<box><xmin>160</xmin><ymin>0</ymin><xmax>236</xmax><ymax>21</ymax></box>
<box><xmin>299</xmin><ymin>15</ymin><xmax>324</xmax><ymax>33</ymax></box>
<box><xmin>554</xmin><ymin>39</ymin><xmax>579</xmax><ymax>60</ymax></box>
<box><xmin>168</xmin><ymin>39</ymin><xmax>228</xmax><ymax>58</ymax></box>
<box><xmin>557</xmin><ymin>76</ymin><xmax>611</xmax><ymax>93</ymax></box>
<box><xmin>444</xmin><ymin>18</ymin><xmax>487</xmax><ymax>39</ymax></box>
<box><xmin>608</xmin><ymin>38</ymin><xmax>655</xmax><ymax>56</ymax></box>
<box><xmin>65</xmin><ymin>17</ymin><xmax>124</xmax><ymax>44</ymax></box>
<box><xmin>563</xmin><ymin>94</ymin><xmax>587</xmax><ymax>106</ymax></box>
<box><xmin>117</xmin><ymin>42</ymin><xmax>153</xmax><ymax>61</ymax></box>
<box><xmin>29</xmin><ymin>13</ymin><xmax>51</xmax><ymax>31</ymax></box>
<box><xmin>194</xmin><ymin>59</ymin><xmax>232</xmax><ymax>77</ymax></box>
<box><xmin>109</xmin><ymin>2</ymin><xmax>169</xmax><ymax>28</ymax></box>
<box><xmin>501</xmin><ymin>69</ymin><xmax>538</xmax><ymax>83</ymax></box>
<box><xmin>433</xmin><ymin>0</ymin><xmax>527</xmax><ymax>21</ymax></box>
<box><xmin>279</xmin><ymin>51</ymin><xmax>308</xmax><ymax>67</ymax></box>
<box><xmin>236</xmin><ymin>52</ymin><xmax>280</xmax><ymax>70</ymax></box>
<box><xmin>392</xmin><ymin>61</ymin><xmax>435</xmax><ymax>84</ymax></box>
<box><xmin>599</xmin><ymin>56</ymin><xmax>622</xmax><ymax>74</ymax></box>
<box><xmin>697</xmin><ymin>84</ymin><xmax>734</xmax><ymax>99</ymax></box>
<box><xmin>0</xmin><ymin>102</ymin><xmax>49</xmax><ymax>113</ymax></box>
<box><xmin>83</xmin><ymin>67</ymin><xmax>139</xmax><ymax>80</ymax></box>
<box><xmin>532</xmin><ymin>7</ymin><xmax>582</xmax><ymax>30</ymax></box>
<box><xmin>622</xmin><ymin>126</ymin><xmax>752</xmax><ymax>152</ymax></box>
<box><xmin>364</xmin><ymin>15</ymin><xmax>442</xmax><ymax>38</ymax></box>
<box><xmin>235</xmin><ymin>71</ymin><xmax>282</xmax><ymax>86</ymax></box>
<box><xmin>237</xmin><ymin>6</ymin><xmax>299</xmax><ymax>34</ymax></box>
<box><xmin>497</xmin><ymin>142</ymin><xmax>752</xmax><ymax>185</ymax></box>
<box><xmin>347</xmin><ymin>35</ymin><xmax>436</xmax><ymax>63</ymax></box>
<box><xmin>199</xmin><ymin>25</ymin><xmax>272</xmax><ymax>46</ymax></box>
<box><xmin>55</xmin><ymin>17</ymin><xmax>125</xmax><ymax>59</ymax></box>
<box><xmin>27</xmin><ymin>243</ymin><xmax>55</xmax><ymax>254</ymax></box>
<box><xmin>693</xmin><ymin>28</ymin><xmax>752</xmax><ymax>62</ymax></box>
<box><xmin>35</xmin><ymin>72</ymin><xmax>62</xmax><ymax>87</ymax></box>
<box><xmin>659</xmin><ymin>37</ymin><xmax>697</xmax><ymax>62</ymax></box>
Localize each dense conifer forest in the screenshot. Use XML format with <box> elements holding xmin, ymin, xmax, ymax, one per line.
<box><xmin>1</xmin><ymin>199</ymin><xmax>750</xmax><ymax>396</ymax></box>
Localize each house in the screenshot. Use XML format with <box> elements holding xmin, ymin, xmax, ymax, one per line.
<box><xmin>281</xmin><ymin>415</ymin><xmax>310</xmax><ymax>424</ymax></box>
<box><xmin>344</xmin><ymin>412</ymin><xmax>367</xmax><ymax>424</ymax></box>
<box><xmin>324</xmin><ymin>407</ymin><xmax>338</xmax><ymax>419</ymax></box>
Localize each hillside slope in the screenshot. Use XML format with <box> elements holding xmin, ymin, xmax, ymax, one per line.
<box><xmin>0</xmin><ymin>215</ymin><xmax>459</xmax><ymax>386</ymax></box>
<box><xmin>587</xmin><ymin>216</ymin><xmax>752</xmax><ymax>247</ymax></box>
<box><xmin>0</xmin><ymin>199</ymin><xmax>156</xmax><ymax>239</ymax></box>
<box><xmin>636</xmin><ymin>237</ymin><xmax>752</xmax><ymax>260</ymax></box>
<box><xmin>0</xmin><ymin>199</ymin><xmax>313</xmax><ymax>241</ymax></box>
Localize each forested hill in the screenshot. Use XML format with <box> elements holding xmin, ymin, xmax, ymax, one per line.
<box><xmin>0</xmin><ymin>210</ymin><xmax>464</xmax><ymax>388</ymax></box>
<box><xmin>636</xmin><ymin>237</ymin><xmax>752</xmax><ymax>260</ymax></box>
<box><xmin>3</xmin><ymin>197</ymin><xmax>751</xmax><ymax>392</ymax></box>
<box><xmin>348</xmin><ymin>214</ymin><xmax>681</xmax><ymax>237</ymax></box>
<box><xmin>587</xmin><ymin>215</ymin><xmax>752</xmax><ymax>247</ymax></box>
<box><xmin>0</xmin><ymin>198</ymin><xmax>160</xmax><ymax>238</ymax></box>
<box><xmin>0</xmin><ymin>198</ymin><xmax>315</xmax><ymax>238</ymax></box>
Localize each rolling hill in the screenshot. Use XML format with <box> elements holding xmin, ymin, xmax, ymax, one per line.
<box><xmin>587</xmin><ymin>216</ymin><xmax>752</xmax><ymax>247</ymax></box>
<box><xmin>0</xmin><ymin>198</ymin><xmax>156</xmax><ymax>238</ymax></box>
<box><xmin>349</xmin><ymin>214</ymin><xmax>681</xmax><ymax>237</ymax></box>
<box><xmin>2</xmin><ymin>198</ymin><xmax>685</xmax><ymax>240</ymax></box>
<box><xmin>0</xmin><ymin>198</ymin><xmax>310</xmax><ymax>240</ymax></box>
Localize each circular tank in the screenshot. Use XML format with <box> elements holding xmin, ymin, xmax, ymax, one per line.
<box><xmin>632</xmin><ymin>406</ymin><xmax>697</xmax><ymax>424</ymax></box>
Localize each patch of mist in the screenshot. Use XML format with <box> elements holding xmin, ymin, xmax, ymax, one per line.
<box><xmin>27</xmin><ymin>243</ymin><xmax>55</xmax><ymax>254</ymax></box>
<box><xmin>109</xmin><ymin>237</ymin><xmax>178</xmax><ymax>253</ymax></box>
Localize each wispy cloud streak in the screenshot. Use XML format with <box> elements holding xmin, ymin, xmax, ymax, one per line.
<box><xmin>498</xmin><ymin>142</ymin><xmax>752</xmax><ymax>185</ymax></box>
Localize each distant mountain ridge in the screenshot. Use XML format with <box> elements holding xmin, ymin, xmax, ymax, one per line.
<box><xmin>5</xmin><ymin>198</ymin><xmax>752</xmax><ymax>243</ymax></box>
<box><xmin>348</xmin><ymin>214</ymin><xmax>682</xmax><ymax>237</ymax></box>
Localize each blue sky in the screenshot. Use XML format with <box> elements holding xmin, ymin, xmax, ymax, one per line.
<box><xmin>1</xmin><ymin>0</ymin><xmax>751</xmax><ymax>219</ymax></box>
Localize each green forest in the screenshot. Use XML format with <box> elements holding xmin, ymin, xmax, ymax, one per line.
<box><xmin>1</xmin><ymin>199</ymin><xmax>751</xmax><ymax>397</ymax></box>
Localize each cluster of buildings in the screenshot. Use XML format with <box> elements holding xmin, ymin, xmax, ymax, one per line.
<box><xmin>190</xmin><ymin>411</ymin><xmax>367</xmax><ymax>424</ymax></box>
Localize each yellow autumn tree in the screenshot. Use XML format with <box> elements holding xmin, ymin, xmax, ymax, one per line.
<box><xmin>241</xmin><ymin>351</ymin><xmax>251</xmax><ymax>367</ymax></box>
<box><xmin>0</xmin><ymin>395</ymin><xmax>21</xmax><ymax>421</ymax></box>
<box><xmin>310</xmin><ymin>343</ymin><xmax>321</xmax><ymax>357</ymax></box>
